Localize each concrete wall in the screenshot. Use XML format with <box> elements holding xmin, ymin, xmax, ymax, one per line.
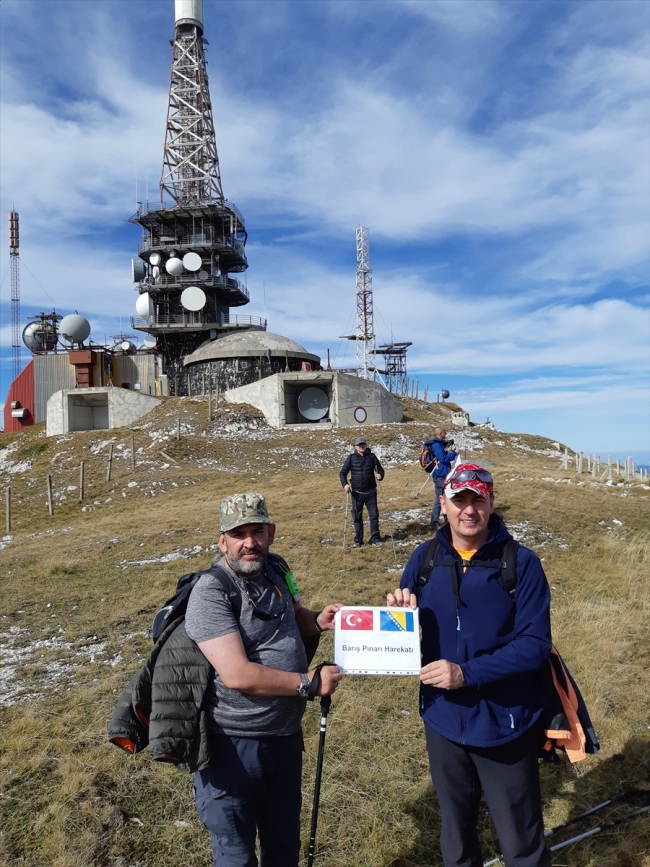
<box><xmin>47</xmin><ymin>387</ymin><xmax>161</xmax><ymax>436</ymax></box>
<box><xmin>224</xmin><ymin>372</ymin><xmax>402</xmax><ymax>429</ymax></box>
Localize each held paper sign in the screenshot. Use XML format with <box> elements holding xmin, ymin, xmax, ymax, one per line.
<box><xmin>334</xmin><ymin>606</ymin><xmax>420</xmax><ymax>675</ymax></box>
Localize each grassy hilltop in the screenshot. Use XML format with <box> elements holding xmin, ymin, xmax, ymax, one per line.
<box><xmin>1</xmin><ymin>396</ymin><xmax>648</xmax><ymax>867</ymax></box>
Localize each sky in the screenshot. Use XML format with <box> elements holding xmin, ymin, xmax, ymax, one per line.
<box><xmin>0</xmin><ymin>0</ymin><xmax>648</xmax><ymax>464</ymax></box>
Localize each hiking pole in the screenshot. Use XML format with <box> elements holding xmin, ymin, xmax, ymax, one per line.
<box><xmin>483</xmin><ymin>791</ymin><xmax>650</xmax><ymax>867</ymax></box>
<box><xmin>405</xmin><ymin>463</ymin><xmax>427</xmax><ymax>487</ymax></box>
<box><xmin>342</xmin><ymin>490</ymin><xmax>349</xmax><ymax>549</ymax></box>
<box><xmin>414</xmin><ymin>474</ymin><xmax>430</xmax><ymax>498</ymax></box>
<box><xmin>307</xmin><ymin>664</ymin><xmax>335</xmax><ymax>867</ymax></box>
<box><xmin>378</xmin><ymin>481</ymin><xmax>397</xmax><ymax>560</ymax></box>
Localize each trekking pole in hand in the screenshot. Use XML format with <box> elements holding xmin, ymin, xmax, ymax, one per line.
<box><xmin>342</xmin><ymin>490</ymin><xmax>349</xmax><ymax>549</ymax></box>
<box><xmin>307</xmin><ymin>693</ymin><xmax>332</xmax><ymax>867</ymax></box>
<box><xmin>405</xmin><ymin>463</ymin><xmax>427</xmax><ymax>487</ymax></box>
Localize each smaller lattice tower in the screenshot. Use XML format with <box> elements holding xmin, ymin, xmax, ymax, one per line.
<box><xmin>9</xmin><ymin>211</ymin><xmax>21</xmax><ymax>380</ymax></box>
<box><xmin>375</xmin><ymin>340</ymin><xmax>411</xmax><ymax>396</ymax></box>
<box><xmin>341</xmin><ymin>227</ymin><xmax>382</xmax><ymax>380</ymax></box>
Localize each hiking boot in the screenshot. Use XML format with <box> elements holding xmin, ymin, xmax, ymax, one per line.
<box><xmin>369</xmin><ymin>539</ymin><xmax>382</xmax><ymax>546</ymax></box>
<box><xmin>353</xmin><ymin>541</ymin><xmax>363</xmax><ymax>548</ymax></box>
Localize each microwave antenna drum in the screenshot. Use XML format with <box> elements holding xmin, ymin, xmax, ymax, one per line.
<box><xmin>181</xmin><ymin>285</ymin><xmax>206</xmax><ymax>311</ymax></box>
<box><xmin>166</xmin><ymin>257</ymin><xmax>184</xmax><ymax>276</ymax></box>
<box><xmin>183</xmin><ymin>251</ymin><xmax>202</xmax><ymax>271</ymax></box>
<box><xmin>298</xmin><ymin>387</ymin><xmax>329</xmax><ymax>421</ymax></box>
<box><xmin>135</xmin><ymin>293</ymin><xmax>154</xmax><ymax>318</ymax></box>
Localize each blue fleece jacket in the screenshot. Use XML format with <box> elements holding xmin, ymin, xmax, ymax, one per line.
<box><xmin>428</xmin><ymin>437</ymin><xmax>457</xmax><ymax>478</ymax></box>
<box><xmin>400</xmin><ymin>516</ymin><xmax>551</xmax><ymax>747</ymax></box>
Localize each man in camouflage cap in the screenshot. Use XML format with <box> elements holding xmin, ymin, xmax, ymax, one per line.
<box><xmin>186</xmin><ymin>492</ymin><xmax>342</xmax><ymax>866</ymax></box>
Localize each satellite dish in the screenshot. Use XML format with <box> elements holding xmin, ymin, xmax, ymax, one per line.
<box><xmin>298</xmin><ymin>387</ymin><xmax>330</xmax><ymax>421</ymax></box>
<box><xmin>183</xmin><ymin>251</ymin><xmax>202</xmax><ymax>271</ymax></box>
<box><xmin>143</xmin><ymin>335</ymin><xmax>157</xmax><ymax>349</ymax></box>
<box><xmin>23</xmin><ymin>321</ymin><xmax>55</xmax><ymax>352</ymax></box>
<box><xmin>198</xmin><ymin>270</ymin><xmax>208</xmax><ymax>280</ymax></box>
<box><xmin>135</xmin><ymin>292</ymin><xmax>154</xmax><ymax>318</ymax></box>
<box><xmin>212</xmin><ymin>265</ymin><xmax>221</xmax><ymax>278</ymax></box>
<box><xmin>149</xmin><ymin>252</ymin><xmax>161</xmax><ymax>266</ymax></box>
<box><xmin>121</xmin><ymin>340</ymin><xmax>134</xmax><ymax>352</ymax></box>
<box><xmin>132</xmin><ymin>259</ymin><xmax>146</xmax><ymax>282</ymax></box>
<box><xmin>181</xmin><ymin>285</ymin><xmax>206</xmax><ymax>311</ymax></box>
<box><xmin>441</xmin><ymin>389</ymin><xmax>450</xmax><ymax>399</ymax></box>
<box><xmin>152</xmin><ymin>265</ymin><xmax>160</xmax><ymax>279</ymax></box>
<box><xmin>166</xmin><ymin>257</ymin><xmax>184</xmax><ymax>276</ymax></box>
<box><xmin>60</xmin><ymin>314</ymin><xmax>91</xmax><ymax>344</ymax></box>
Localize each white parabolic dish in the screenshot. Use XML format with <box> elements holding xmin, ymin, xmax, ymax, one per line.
<box><xmin>166</xmin><ymin>257</ymin><xmax>184</xmax><ymax>276</ymax></box>
<box><xmin>143</xmin><ymin>335</ymin><xmax>157</xmax><ymax>348</ymax></box>
<box><xmin>183</xmin><ymin>252</ymin><xmax>202</xmax><ymax>271</ymax></box>
<box><xmin>149</xmin><ymin>252</ymin><xmax>161</xmax><ymax>266</ymax></box>
<box><xmin>181</xmin><ymin>286</ymin><xmax>206</xmax><ymax>311</ymax></box>
<box><xmin>135</xmin><ymin>293</ymin><xmax>154</xmax><ymax>318</ymax></box>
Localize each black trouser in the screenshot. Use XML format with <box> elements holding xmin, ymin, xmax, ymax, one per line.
<box><xmin>425</xmin><ymin>725</ymin><xmax>550</xmax><ymax>867</ymax></box>
<box><xmin>351</xmin><ymin>490</ymin><xmax>380</xmax><ymax>544</ymax></box>
<box><xmin>430</xmin><ymin>476</ymin><xmax>445</xmax><ymax>527</ymax></box>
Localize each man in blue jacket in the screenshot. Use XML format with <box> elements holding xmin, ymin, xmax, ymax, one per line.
<box><xmin>424</xmin><ymin>427</ymin><xmax>457</xmax><ymax>529</ymax></box>
<box><xmin>388</xmin><ymin>463</ymin><xmax>551</xmax><ymax>867</ymax></box>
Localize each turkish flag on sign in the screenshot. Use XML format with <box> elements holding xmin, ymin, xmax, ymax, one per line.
<box><xmin>340</xmin><ymin>609</ymin><xmax>374</xmax><ymax>630</ymax></box>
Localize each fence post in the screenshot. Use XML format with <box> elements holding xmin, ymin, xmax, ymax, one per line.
<box><xmin>616</xmin><ymin>459</ymin><xmax>620</xmax><ymax>476</ymax></box>
<box><xmin>587</xmin><ymin>455</ymin><xmax>591</xmax><ymax>473</ymax></box>
<box><xmin>106</xmin><ymin>444</ymin><xmax>113</xmax><ymax>483</ymax></box>
<box><xmin>5</xmin><ymin>487</ymin><xmax>11</xmax><ymax>533</ymax></box>
<box><xmin>46</xmin><ymin>474</ymin><xmax>53</xmax><ymax>516</ymax></box>
<box><xmin>131</xmin><ymin>432</ymin><xmax>136</xmax><ymax>471</ymax></box>
<box><xmin>607</xmin><ymin>455</ymin><xmax>612</xmax><ymax>480</ymax></box>
<box><xmin>177</xmin><ymin>417</ymin><xmax>181</xmax><ymax>441</ymax></box>
<box><xmin>423</xmin><ymin>385</ymin><xmax>429</xmax><ymax>402</ymax></box>
<box><xmin>79</xmin><ymin>461</ymin><xmax>85</xmax><ymax>503</ymax></box>
<box><xmin>577</xmin><ymin>452</ymin><xmax>583</xmax><ymax>474</ymax></box>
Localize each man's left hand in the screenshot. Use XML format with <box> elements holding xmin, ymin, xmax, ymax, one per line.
<box><xmin>375</xmin><ymin>473</ymin><xmax>381</xmax><ymax>480</ymax></box>
<box><xmin>420</xmin><ymin>659</ymin><xmax>464</xmax><ymax>690</ymax></box>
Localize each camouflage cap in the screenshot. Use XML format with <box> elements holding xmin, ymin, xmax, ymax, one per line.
<box><xmin>219</xmin><ymin>492</ymin><xmax>272</xmax><ymax>533</ymax></box>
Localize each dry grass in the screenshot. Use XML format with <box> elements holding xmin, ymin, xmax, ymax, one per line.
<box><xmin>1</xmin><ymin>397</ymin><xmax>648</xmax><ymax>866</ymax></box>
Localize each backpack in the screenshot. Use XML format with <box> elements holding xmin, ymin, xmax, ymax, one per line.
<box><xmin>413</xmin><ymin>536</ymin><xmax>599</xmax><ymax>763</ymax></box>
<box><xmin>420</xmin><ymin>440</ymin><xmax>437</xmax><ymax>473</ymax></box>
<box><xmin>152</xmin><ymin>553</ymin><xmax>320</xmax><ymax>663</ymax></box>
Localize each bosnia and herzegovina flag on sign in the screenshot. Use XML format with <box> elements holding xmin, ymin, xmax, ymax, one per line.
<box><xmin>380</xmin><ymin>610</ymin><xmax>415</xmax><ymax>632</ymax></box>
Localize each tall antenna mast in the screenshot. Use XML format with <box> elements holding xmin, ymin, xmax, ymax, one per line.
<box><xmin>355</xmin><ymin>226</ymin><xmax>376</xmax><ymax>380</ymax></box>
<box><xmin>9</xmin><ymin>211</ymin><xmax>21</xmax><ymax>380</ymax></box>
<box><xmin>160</xmin><ymin>0</ymin><xmax>224</xmax><ymax>204</ymax></box>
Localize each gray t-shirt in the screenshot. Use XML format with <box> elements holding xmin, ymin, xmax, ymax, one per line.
<box><xmin>185</xmin><ymin>557</ymin><xmax>309</xmax><ymax>737</ymax></box>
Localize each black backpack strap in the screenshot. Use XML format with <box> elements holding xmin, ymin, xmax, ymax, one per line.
<box><xmin>414</xmin><ymin>539</ymin><xmax>440</xmax><ymax>600</ymax></box>
<box><xmin>500</xmin><ymin>539</ymin><xmax>520</xmax><ymax>597</ymax></box>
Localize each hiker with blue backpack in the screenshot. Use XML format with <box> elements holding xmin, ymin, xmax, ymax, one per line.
<box><xmin>388</xmin><ymin>463</ymin><xmax>552</xmax><ymax>867</ymax></box>
<box><xmin>421</xmin><ymin>427</ymin><xmax>458</xmax><ymax>529</ymax></box>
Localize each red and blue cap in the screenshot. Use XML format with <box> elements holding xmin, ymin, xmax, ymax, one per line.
<box><xmin>444</xmin><ymin>462</ymin><xmax>494</xmax><ymax>500</ymax></box>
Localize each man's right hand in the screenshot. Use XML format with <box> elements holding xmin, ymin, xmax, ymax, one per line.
<box><xmin>310</xmin><ymin>664</ymin><xmax>342</xmax><ymax>696</ymax></box>
<box><xmin>386</xmin><ymin>587</ymin><xmax>418</xmax><ymax>609</ymax></box>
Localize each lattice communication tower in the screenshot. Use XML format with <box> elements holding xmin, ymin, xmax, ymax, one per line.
<box><xmin>160</xmin><ymin>1</ymin><xmax>223</xmax><ymax>204</ymax></box>
<box><xmin>9</xmin><ymin>211</ymin><xmax>21</xmax><ymax>380</ymax></box>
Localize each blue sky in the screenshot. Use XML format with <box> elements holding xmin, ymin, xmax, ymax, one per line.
<box><xmin>1</xmin><ymin>0</ymin><xmax>648</xmax><ymax>463</ymax></box>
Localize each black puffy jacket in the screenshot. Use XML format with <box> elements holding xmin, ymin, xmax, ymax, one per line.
<box><xmin>339</xmin><ymin>448</ymin><xmax>385</xmax><ymax>493</ymax></box>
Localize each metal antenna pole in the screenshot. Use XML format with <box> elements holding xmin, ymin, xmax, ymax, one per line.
<box><xmin>9</xmin><ymin>211</ymin><xmax>21</xmax><ymax>380</ymax></box>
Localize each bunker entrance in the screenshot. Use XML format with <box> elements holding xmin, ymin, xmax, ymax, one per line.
<box><xmin>68</xmin><ymin>393</ymin><xmax>109</xmax><ymax>431</ymax></box>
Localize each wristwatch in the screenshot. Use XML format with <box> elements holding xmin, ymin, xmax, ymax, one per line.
<box><xmin>297</xmin><ymin>673</ymin><xmax>310</xmax><ymax>698</ymax></box>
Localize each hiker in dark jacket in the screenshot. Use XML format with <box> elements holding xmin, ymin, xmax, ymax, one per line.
<box><xmin>426</xmin><ymin>426</ymin><xmax>458</xmax><ymax>529</ymax></box>
<box><xmin>339</xmin><ymin>436</ymin><xmax>385</xmax><ymax>546</ymax></box>
<box><xmin>185</xmin><ymin>492</ymin><xmax>342</xmax><ymax>867</ymax></box>
<box><xmin>388</xmin><ymin>463</ymin><xmax>551</xmax><ymax>867</ymax></box>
